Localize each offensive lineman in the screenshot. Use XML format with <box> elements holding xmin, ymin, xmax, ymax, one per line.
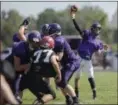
<box><xmin>29</xmin><ymin>36</ymin><xmax>61</xmax><ymax>104</ymax></box>
<box><xmin>46</xmin><ymin>23</ymin><xmax>81</xmax><ymax>105</ymax></box>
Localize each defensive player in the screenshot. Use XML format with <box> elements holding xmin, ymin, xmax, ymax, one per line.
<box><xmin>48</xmin><ymin>23</ymin><xmax>81</xmax><ymax>105</ymax></box>
<box><xmin>70</xmin><ymin>7</ymin><xmax>108</xmax><ymax>100</ymax></box>
<box><xmin>29</xmin><ymin>36</ymin><xmax>61</xmax><ymax>104</ymax></box>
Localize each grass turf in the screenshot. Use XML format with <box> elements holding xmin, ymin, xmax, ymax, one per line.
<box><xmin>22</xmin><ymin>71</ymin><xmax>117</xmax><ymax>104</ymax></box>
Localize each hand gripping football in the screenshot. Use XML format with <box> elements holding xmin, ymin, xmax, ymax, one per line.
<box><xmin>71</xmin><ymin>5</ymin><xmax>78</xmax><ymax>12</ymax></box>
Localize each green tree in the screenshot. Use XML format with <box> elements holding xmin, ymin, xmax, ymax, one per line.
<box><xmin>1</xmin><ymin>9</ymin><xmax>23</xmax><ymax>47</ymax></box>
<box><xmin>75</xmin><ymin>6</ymin><xmax>108</xmax><ymax>29</ymax></box>
<box><xmin>37</xmin><ymin>8</ymin><xmax>60</xmax><ymax>31</ymax></box>
<box><xmin>36</xmin><ymin>5</ymin><xmax>108</xmax><ymax>36</ymax></box>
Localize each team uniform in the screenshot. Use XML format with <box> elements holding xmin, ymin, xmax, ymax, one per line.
<box><xmin>14</xmin><ymin>36</ymin><xmax>56</xmax><ymax>102</ymax></box>
<box><xmin>75</xmin><ymin>30</ymin><xmax>103</xmax><ymax>78</ymax></box>
<box><xmin>42</xmin><ymin>23</ymin><xmax>81</xmax><ymax>105</ymax></box>
<box><xmin>1</xmin><ymin>32</ymin><xmax>25</xmax><ymax>70</ymax></box>
<box><xmin>72</xmin><ymin>17</ymin><xmax>103</xmax><ymax>99</ymax></box>
<box><xmin>30</xmin><ymin>49</ymin><xmax>56</xmax><ymax>77</ymax></box>
<box><xmin>12</xmin><ymin>41</ymin><xmax>31</xmax><ymax>94</ymax></box>
<box><xmin>53</xmin><ymin>35</ymin><xmax>81</xmax><ymax>88</ymax></box>
<box><xmin>25</xmin><ymin>48</ymin><xmax>56</xmax><ymax>99</ymax></box>
<box><xmin>13</xmin><ymin>33</ymin><xmax>21</xmax><ymax>43</ymax></box>
<box><xmin>0</xmin><ymin>32</ymin><xmax>25</xmax><ymax>95</ymax></box>
<box><xmin>13</xmin><ymin>32</ymin><xmax>29</xmax><ymax>44</ymax></box>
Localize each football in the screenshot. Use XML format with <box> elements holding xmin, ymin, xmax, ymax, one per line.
<box><xmin>71</xmin><ymin>5</ymin><xmax>78</xmax><ymax>12</ymax></box>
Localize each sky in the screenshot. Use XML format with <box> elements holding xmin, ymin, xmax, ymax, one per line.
<box><xmin>1</xmin><ymin>1</ymin><xmax>117</xmax><ymax>21</ymax></box>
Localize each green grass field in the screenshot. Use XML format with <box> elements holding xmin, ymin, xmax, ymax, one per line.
<box><xmin>22</xmin><ymin>71</ymin><xmax>117</xmax><ymax>104</ymax></box>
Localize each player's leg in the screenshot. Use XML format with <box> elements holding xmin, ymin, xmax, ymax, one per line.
<box><xmin>63</xmin><ymin>84</ymin><xmax>78</xmax><ymax>105</ymax></box>
<box><xmin>17</xmin><ymin>73</ymin><xmax>28</xmax><ymax>104</ymax></box>
<box><xmin>0</xmin><ymin>74</ymin><xmax>19</xmax><ymax>104</ymax></box>
<box><xmin>32</xmin><ymin>93</ymin><xmax>54</xmax><ymax>105</ymax></box>
<box><xmin>57</xmin><ymin>60</ymin><xmax>80</xmax><ymax>105</ymax></box>
<box><xmin>28</xmin><ymin>72</ymin><xmax>56</xmax><ymax>104</ymax></box>
<box><xmin>87</xmin><ymin>60</ymin><xmax>96</xmax><ymax>99</ymax></box>
<box><xmin>74</xmin><ymin>73</ymin><xmax>80</xmax><ymax>98</ymax></box>
<box><xmin>39</xmin><ymin>79</ymin><xmax>56</xmax><ymax>104</ymax></box>
<box><xmin>56</xmin><ymin>70</ymin><xmax>74</xmax><ymax>105</ymax></box>
<box><xmin>74</xmin><ymin>60</ymin><xmax>83</xmax><ymax>98</ymax></box>
<box><xmin>60</xmin><ymin>88</ymin><xmax>73</xmax><ymax>105</ymax></box>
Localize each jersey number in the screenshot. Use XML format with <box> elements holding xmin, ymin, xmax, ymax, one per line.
<box><xmin>33</xmin><ymin>50</ymin><xmax>53</xmax><ymax>63</ymax></box>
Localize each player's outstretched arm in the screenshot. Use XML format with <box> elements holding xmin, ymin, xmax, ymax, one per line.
<box><xmin>70</xmin><ymin>5</ymin><xmax>83</xmax><ymax>37</ymax></box>
<box><xmin>51</xmin><ymin>55</ymin><xmax>62</xmax><ymax>83</ymax></box>
<box><xmin>18</xmin><ymin>17</ymin><xmax>30</xmax><ymax>41</ymax></box>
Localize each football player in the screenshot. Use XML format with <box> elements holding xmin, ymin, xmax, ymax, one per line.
<box><xmin>70</xmin><ymin>9</ymin><xmax>108</xmax><ymax>100</ymax></box>
<box><xmin>13</xmin><ymin>30</ymin><xmax>41</xmax><ymax>103</ymax></box>
<box><xmin>48</xmin><ymin>23</ymin><xmax>81</xmax><ymax>105</ymax></box>
<box><xmin>29</xmin><ymin>36</ymin><xmax>61</xmax><ymax>104</ymax></box>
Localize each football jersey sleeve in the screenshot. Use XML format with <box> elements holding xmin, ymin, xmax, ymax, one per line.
<box><xmin>96</xmin><ymin>40</ymin><xmax>103</xmax><ymax>51</ymax></box>
<box><xmin>12</xmin><ymin>44</ymin><xmax>21</xmax><ymax>57</ymax></box>
<box><xmin>12</xmin><ymin>33</ymin><xmax>20</xmax><ymax>42</ymax></box>
<box><xmin>83</xmin><ymin>29</ymin><xmax>90</xmax><ymax>39</ymax></box>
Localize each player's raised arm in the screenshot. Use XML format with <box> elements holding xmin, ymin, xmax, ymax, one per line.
<box><xmin>18</xmin><ymin>17</ymin><xmax>30</xmax><ymax>41</ymax></box>
<box><xmin>70</xmin><ymin>5</ymin><xmax>83</xmax><ymax>37</ymax></box>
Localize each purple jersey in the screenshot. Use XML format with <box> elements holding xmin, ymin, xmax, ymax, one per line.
<box><xmin>13</xmin><ymin>33</ymin><xmax>21</xmax><ymax>43</ymax></box>
<box><xmin>53</xmin><ymin>36</ymin><xmax>79</xmax><ymax>65</ymax></box>
<box><xmin>78</xmin><ymin>29</ymin><xmax>103</xmax><ymax>60</ymax></box>
<box><xmin>12</xmin><ymin>33</ymin><xmax>28</xmax><ymax>44</ymax></box>
<box><xmin>12</xmin><ymin>41</ymin><xmax>30</xmax><ymax>64</ymax></box>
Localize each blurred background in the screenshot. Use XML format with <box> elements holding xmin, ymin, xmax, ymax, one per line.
<box><xmin>1</xmin><ymin>1</ymin><xmax>117</xmax><ymax>71</ymax></box>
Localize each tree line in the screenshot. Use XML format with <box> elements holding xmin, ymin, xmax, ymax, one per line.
<box><xmin>1</xmin><ymin>5</ymin><xmax>117</xmax><ymax>49</ymax></box>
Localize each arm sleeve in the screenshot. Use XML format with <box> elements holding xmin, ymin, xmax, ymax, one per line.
<box><xmin>72</xmin><ymin>19</ymin><xmax>83</xmax><ymax>37</ymax></box>
<box><xmin>96</xmin><ymin>41</ymin><xmax>104</xmax><ymax>51</ymax></box>
<box><xmin>12</xmin><ymin>34</ymin><xmax>20</xmax><ymax>42</ymax></box>
<box><xmin>12</xmin><ymin>46</ymin><xmax>21</xmax><ymax>57</ymax></box>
